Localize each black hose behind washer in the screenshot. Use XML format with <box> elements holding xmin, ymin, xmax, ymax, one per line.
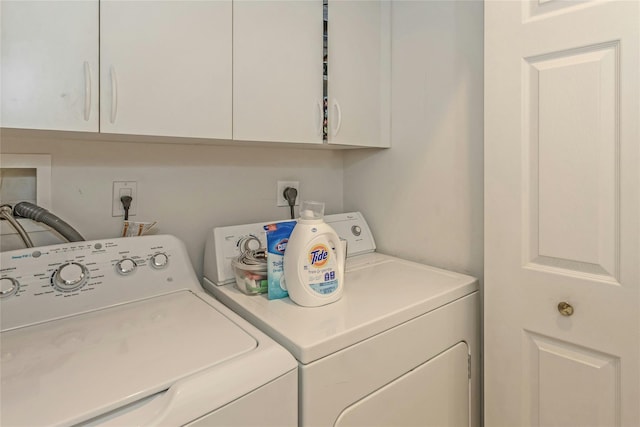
<box><xmin>13</xmin><ymin>201</ymin><xmax>85</xmax><ymax>242</ymax></box>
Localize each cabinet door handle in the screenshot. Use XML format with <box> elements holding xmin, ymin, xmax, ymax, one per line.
<box><xmin>110</xmin><ymin>66</ymin><xmax>118</xmax><ymax>124</ymax></box>
<box><xmin>331</xmin><ymin>100</ymin><xmax>342</xmax><ymax>137</ymax></box>
<box><xmin>83</xmin><ymin>62</ymin><xmax>92</xmax><ymax>121</ymax></box>
<box><xmin>316</xmin><ymin>100</ymin><xmax>323</xmax><ymax>136</ymax></box>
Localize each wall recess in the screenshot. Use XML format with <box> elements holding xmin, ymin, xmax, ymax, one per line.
<box><xmin>0</xmin><ymin>154</ymin><xmax>52</xmax><ymax>246</ymax></box>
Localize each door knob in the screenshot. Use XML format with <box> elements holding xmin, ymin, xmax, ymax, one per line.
<box><xmin>557</xmin><ymin>301</ymin><xmax>574</xmax><ymax>316</ymax></box>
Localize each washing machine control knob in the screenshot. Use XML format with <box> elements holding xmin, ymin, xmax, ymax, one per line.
<box><xmin>116</xmin><ymin>258</ymin><xmax>137</xmax><ymax>275</ymax></box>
<box><xmin>53</xmin><ymin>262</ymin><xmax>89</xmax><ymax>292</ymax></box>
<box><xmin>0</xmin><ymin>277</ymin><xmax>19</xmax><ymax>298</ymax></box>
<box><xmin>150</xmin><ymin>252</ymin><xmax>169</xmax><ymax>269</ymax></box>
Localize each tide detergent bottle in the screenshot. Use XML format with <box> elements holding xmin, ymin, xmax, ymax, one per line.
<box><xmin>284</xmin><ymin>201</ymin><xmax>345</xmax><ymax>307</ymax></box>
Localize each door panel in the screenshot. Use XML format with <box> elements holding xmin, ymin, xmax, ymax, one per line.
<box><xmin>485</xmin><ymin>1</ymin><xmax>639</xmax><ymax>425</ymax></box>
<box><xmin>525</xmin><ymin>332</ymin><xmax>619</xmax><ymax>427</ymax></box>
<box><xmin>523</xmin><ymin>42</ymin><xmax>618</xmax><ymax>280</ymax></box>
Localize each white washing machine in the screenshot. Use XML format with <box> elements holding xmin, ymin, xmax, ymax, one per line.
<box><xmin>203</xmin><ymin>212</ymin><xmax>480</xmax><ymax>427</ymax></box>
<box><xmin>0</xmin><ymin>235</ymin><xmax>297</xmax><ymax>426</ymax></box>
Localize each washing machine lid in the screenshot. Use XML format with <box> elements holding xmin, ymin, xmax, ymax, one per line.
<box><xmin>0</xmin><ymin>291</ymin><xmax>258</xmax><ymax>426</ymax></box>
<box><xmin>206</xmin><ymin>253</ymin><xmax>478</xmax><ymax>364</ymax></box>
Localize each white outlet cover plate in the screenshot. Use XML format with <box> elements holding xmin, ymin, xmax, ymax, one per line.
<box><xmin>277</xmin><ymin>181</ymin><xmax>299</xmax><ymax>207</ymax></box>
<box><xmin>112</xmin><ymin>181</ymin><xmax>137</xmax><ymax>217</ymax></box>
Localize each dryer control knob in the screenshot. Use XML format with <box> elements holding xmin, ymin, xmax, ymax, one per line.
<box><xmin>150</xmin><ymin>252</ymin><xmax>169</xmax><ymax>269</ymax></box>
<box><xmin>53</xmin><ymin>262</ymin><xmax>89</xmax><ymax>292</ymax></box>
<box><xmin>0</xmin><ymin>277</ymin><xmax>19</xmax><ymax>298</ymax></box>
<box><xmin>116</xmin><ymin>258</ymin><xmax>137</xmax><ymax>275</ymax></box>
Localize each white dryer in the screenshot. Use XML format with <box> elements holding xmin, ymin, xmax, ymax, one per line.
<box><xmin>0</xmin><ymin>235</ymin><xmax>297</xmax><ymax>426</ymax></box>
<box><xmin>203</xmin><ymin>212</ymin><xmax>480</xmax><ymax>427</ymax></box>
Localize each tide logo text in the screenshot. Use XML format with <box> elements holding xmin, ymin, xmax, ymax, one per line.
<box><xmin>308</xmin><ymin>244</ymin><xmax>330</xmax><ymax>268</ymax></box>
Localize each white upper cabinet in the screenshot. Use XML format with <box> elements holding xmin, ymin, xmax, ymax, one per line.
<box><xmin>100</xmin><ymin>0</ymin><xmax>232</xmax><ymax>139</ymax></box>
<box><xmin>327</xmin><ymin>0</ymin><xmax>391</xmax><ymax>148</ymax></box>
<box><xmin>1</xmin><ymin>1</ymin><xmax>99</xmax><ymax>132</ymax></box>
<box><xmin>2</xmin><ymin>0</ymin><xmax>389</xmax><ymax>147</ymax></box>
<box><xmin>233</xmin><ymin>0</ymin><xmax>324</xmax><ymax>144</ymax></box>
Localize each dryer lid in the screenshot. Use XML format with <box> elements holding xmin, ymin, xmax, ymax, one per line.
<box><xmin>206</xmin><ymin>253</ymin><xmax>478</xmax><ymax>364</ymax></box>
<box><xmin>0</xmin><ymin>291</ymin><xmax>257</xmax><ymax>426</ymax></box>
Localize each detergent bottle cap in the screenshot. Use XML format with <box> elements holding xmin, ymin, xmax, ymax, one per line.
<box><xmin>299</xmin><ymin>201</ymin><xmax>325</xmax><ymax>222</ymax></box>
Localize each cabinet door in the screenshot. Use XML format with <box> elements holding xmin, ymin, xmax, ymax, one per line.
<box><xmin>1</xmin><ymin>1</ymin><xmax>99</xmax><ymax>131</ymax></box>
<box><xmin>100</xmin><ymin>0</ymin><xmax>232</xmax><ymax>139</ymax></box>
<box><xmin>233</xmin><ymin>0</ymin><xmax>323</xmax><ymax>144</ymax></box>
<box><xmin>327</xmin><ymin>0</ymin><xmax>390</xmax><ymax>148</ymax></box>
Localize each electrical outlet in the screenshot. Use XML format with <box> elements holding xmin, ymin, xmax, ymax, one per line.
<box><xmin>277</xmin><ymin>181</ymin><xmax>300</xmax><ymax>207</ymax></box>
<box><xmin>112</xmin><ymin>181</ymin><xmax>137</xmax><ymax>217</ymax></box>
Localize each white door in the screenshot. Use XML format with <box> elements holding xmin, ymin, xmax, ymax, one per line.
<box><xmin>100</xmin><ymin>0</ymin><xmax>232</xmax><ymax>139</ymax></box>
<box><xmin>1</xmin><ymin>0</ymin><xmax>99</xmax><ymax>131</ymax></box>
<box><xmin>233</xmin><ymin>0</ymin><xmax>323</xmax><ymax>144</ymax></box>
<box><xmin>485</xmin><ymin>1</ymin><xmax>639</xmax><ymax>426</ymax></box>
<box><xmin>327</xmin><ymin>0</ymin><xmax>391</xmax><ymax>148</ymax></box>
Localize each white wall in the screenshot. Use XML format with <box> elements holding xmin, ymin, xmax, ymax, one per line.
<box><xmin>1</xmin><ymin>0</ymin><xmax>484</xmax><ymax>282</ymax></box>
<box><xmin>344</xmin><ymin>0</ymin><xmax>484</xmax><ymax>279</ymax></box>
<box><xmin>1</xmin><ymin>134</ymin><xmax>343</xmax><ymax>277</ymax></box>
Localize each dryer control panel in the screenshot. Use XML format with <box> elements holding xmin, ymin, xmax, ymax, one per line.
<box><xmin>203</xmin><ymin>212</ymin><xmax>376</xmax><ymax>285</ymax></box>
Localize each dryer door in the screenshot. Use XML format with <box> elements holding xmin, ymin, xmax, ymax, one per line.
<box><xmin>335</xmin><ymin>342</ymin><xmax>470</xmax><ymax>427</ymax></box>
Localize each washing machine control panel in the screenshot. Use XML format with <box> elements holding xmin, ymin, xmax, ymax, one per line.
<box><xmin>0</xmin><ymin>235</ymin><xmax>198</xmax><ymax>332</ymax></box>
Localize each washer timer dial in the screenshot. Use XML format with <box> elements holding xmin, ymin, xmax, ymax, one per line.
<box><xmin>52</xmin><ymin>262</ymin><xmax>90</xmax><ymax>292</ymax></box>
<box><xmin>0</xmin><ymin>277</ymin><xmax>19</xmax><ymax>298</ymax></box>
